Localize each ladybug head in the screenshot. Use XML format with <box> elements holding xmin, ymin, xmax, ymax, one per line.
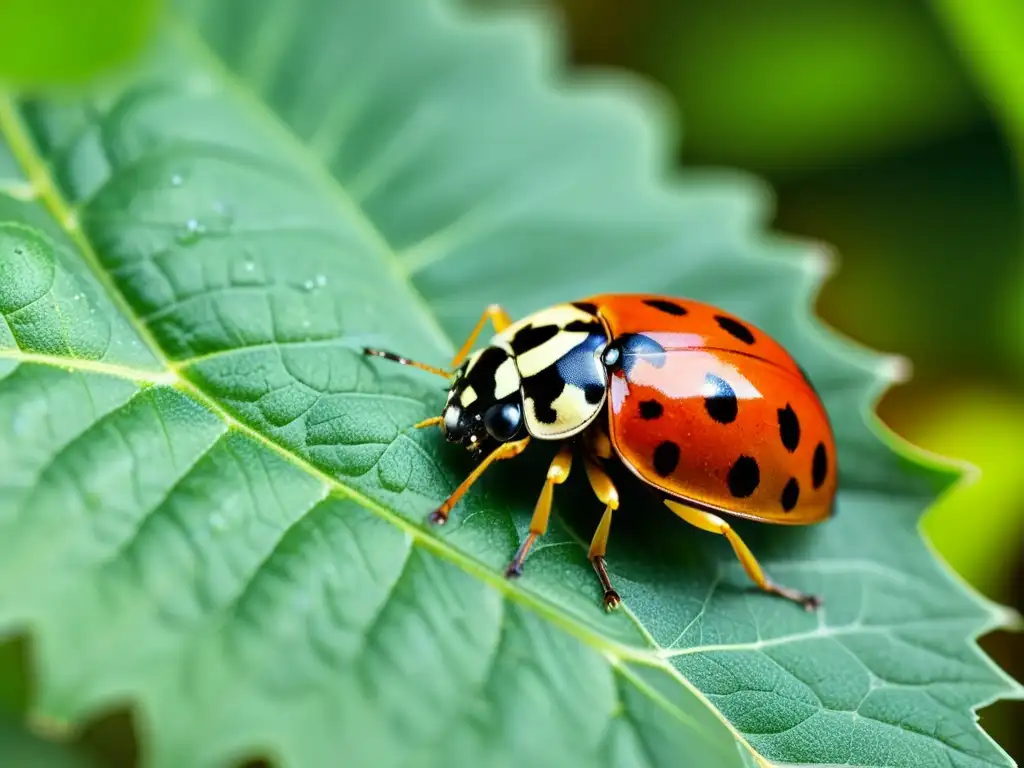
<box><xmin>441</xmin><ymin>345</ymin><xmax>525</xmax><ymax>458</ymax></box>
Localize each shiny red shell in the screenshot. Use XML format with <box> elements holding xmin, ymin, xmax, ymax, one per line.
<box><xmin>583</xmin><ymin>293</ymin><xmax>838</xmax><ymax>525</ymax></box>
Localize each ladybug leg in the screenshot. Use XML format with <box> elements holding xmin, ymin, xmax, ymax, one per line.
<box><xmin>429</xmin><ymin>437</ymin><xmax>531</xmax><ymax>524</ymax></box>
<box><xmin>450</xmin><ymin>304</ymin><xmax>512</xmax><ymax>368</ymax></box>
<box><xmin>663</xmin><ymin>500</ymin><xmax>822</xmax><ymax>611</ymax></box>
<box><xmin>505</xmin><ymin>442</ymin><xmax>574</xmax><ymax>578</ymax></box>
<box><xmin>413</xmin><ymin>416</ymin><xmax>444</xmax><ymax>430</ymax></box>
<box><xmin>582</xmin><ymin>459</ymin><xmax>622</xmax><ymax>611</ymax></box>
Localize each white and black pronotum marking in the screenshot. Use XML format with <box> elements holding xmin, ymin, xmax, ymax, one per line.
<box><xmin>441</xmin><ymin>303</ymin><xmax>610</xmax><ymax>450</ymax></box>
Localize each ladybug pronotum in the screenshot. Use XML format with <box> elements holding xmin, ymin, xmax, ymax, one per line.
<box><xmin>364</xmin><ymin>294</ymin><xmax>838</xmax><ymax>611</ymax></box>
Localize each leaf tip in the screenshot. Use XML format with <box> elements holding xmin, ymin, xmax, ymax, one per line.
<box><xmin>876</xmin><ymin>353</ymin><xmax>913</xmax><ymax>385</ymax></box>
<box><xmin>990</xmin><ymin>603</ymin><xmax>1024</xmax><ymax>634</ymax></box>
<box><xmin>800</xmin><ymin>241</ymin><xmax>839</xmax><ymax>282</ymax></box>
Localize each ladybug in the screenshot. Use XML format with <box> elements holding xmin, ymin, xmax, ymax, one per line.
<box><xmin>364</xmin><ymin>294</ymin><xmax>837</xmax><ymax>611</ymax></box>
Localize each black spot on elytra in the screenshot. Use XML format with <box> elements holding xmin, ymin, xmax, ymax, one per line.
<box><xmin>563</xmin><ymin>319</ymin><xmax>603</xmax><ymax>334</ymax></box>
<box><xmin>608</xmin><ymin>333</ymin><xmax>666</xmax><ymax>377</ymax></box>
<box><xmin>653</xmin><ymin>441</ymin><xmax>680</xmax><ymax>476</ymax></box>
<box><xmin>643</xmin><ymin>298</ymin><xmax>688</xmax><ymax>316</ymax></box>
<box><xmin>509</xmin><ymin>323</ymin><xmax>559</xmax><ymax>356</ymax></box>
<box><xmin>704</xmin><ymin>373</ymin><xmax>738</xmax><ymax>424</ymax></box>
<box><xmin>714</xmin><ymin>315</ymin><xmax>755</xmax><ymax>345</ymax></box>
<box><xmin>727</xmin><ymin>455</ymin><xmax>760</xmax><ymax>498</ymax></box>
<box><xmin>812</xmin><ymin>442</ymin><xmax>828</xmax><ymax>489</ymax></box>
<box><xmin>639</xmin><ymin>399</ymin><xmax>663</xmax><ymax>419</ymax></box>
<box><xmin>777</xmin><ymin>404</ymin><xmax>800</xmax><ymax>452</ymax></box>
<box><xmin>781</xmin><ymin>477</ymin><xmax>800</xmax><ymax>511</ymax></box>
<box><xmin>572</xmin><ymin>301</ymin><xmax>598</xmax><ymax>315</ymax></box>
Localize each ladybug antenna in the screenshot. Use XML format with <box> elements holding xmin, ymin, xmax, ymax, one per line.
<box><xmin>362</xmin><ymin>347</ymin><xmax>453</xmax><ymax>379</ymax></box>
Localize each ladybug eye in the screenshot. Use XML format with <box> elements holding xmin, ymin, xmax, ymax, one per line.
<box><xmin>483</xmin><ymin>402</ymin><xmax>523</xmax><ymax>441</ymax></box>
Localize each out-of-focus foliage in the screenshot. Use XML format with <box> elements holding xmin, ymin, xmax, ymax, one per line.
<box><xmin>0</xmin><ymin>0</ymin><xmax>161</xmax><ymax>87</ymax></box>
<box><xmin>931</xmin><ymin>0</ymin><xmax>1024</xmax><ymax>372</ymax></box>
<box><xmin>561</xmin><ymin>0</ymin><xmax>980</xmax><ymax>173</ymax></box>
<box><xmin>0</xmin><ymin>717</ymin><xmax>93</xmax><ymax>767</ymax></box>
<box><xmin>933</xmin><ymin>0</ymin><xmax>1024</xmax><ymax>171</ymax></box>
<box><xmin>913</xmin><ymin>390</ymin><xmax>1024</xmax><ymax>597</ymax></box>
<box><xmin>780</xmin><ymin>137</ymin><xmax>1019</xmax><ymax>382</ymax></box>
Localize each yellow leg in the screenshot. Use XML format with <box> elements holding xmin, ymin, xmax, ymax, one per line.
<box><xmin>413</xmin><ymin>416</ymin><xmax>444</xmax><ymax>430</ymax></box>
<box><xmin>584</xmin><ymin>459</ymin><xmax>622</xmax><ymax>611</ymax></box>
<box><xmin>450</xmin><ymin>304</ymin><xmax>513</xmax><ymax>369</ymax></box>
<box><xmin>664</xmin><ymin>500</ymin><xmax>821</xmax><ymax>610</ymax></box>
<box><xmin>430</xmin><ymin>437</ymin><xmax>530</xmax><ymax>524</ymax></box>
<box><xmin>505</xmin><ymin>442</ymin><xmax>574</xmax><ymax>578</ymax></box>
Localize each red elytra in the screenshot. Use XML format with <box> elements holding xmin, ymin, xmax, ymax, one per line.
<box><xmin>591</xmin><ymin>293</ymin><xmax>837</xmax><ymax>528</ymax></box>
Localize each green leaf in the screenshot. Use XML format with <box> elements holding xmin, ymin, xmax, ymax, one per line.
<box><xmin>0</xmin><ymin>0</ymin><xmax>161</xmax><ymax>87</ymax></box>
<box><xmin>0</xmin><ymin>1</ymin><xmax>1019</xmax><ymax>766</ymax></box>
<box><xmin>0</xmin><ymin>716</ymin><xmax>95</xmax><ymax>768</ymax></box>
<box><xmin>932</xmin><ymin>0</ymin><xmax>1024</xmax><ymax>171</ymax></box>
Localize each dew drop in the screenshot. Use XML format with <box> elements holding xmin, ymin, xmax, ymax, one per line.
<box><xmin>302</xmin><ymin>279</ymin><xmax>315</xmax><ymax>291</ymax></box>
<box><xmin>243</xmin><ymin>259</ymin><xmax>256</xmax><ymax>272</ymax></box>
<box><xmin>170</xmin><ymin>174</ymin><xmax>183</xmax><ymax>186</ymax></box>
<box><xmin>314</xmin><ymin>273</ymin><xmax>327</xmax><ymax>287</ymax></box>
<box><xmin>209</xmin><ymin>513</ymin><xmax>227</xmax><ymax>531</ymax></box>
<box><xmin>176</xmin><ymin>219</ymin><xmax>205</xmax><ymax>245</ymax></box>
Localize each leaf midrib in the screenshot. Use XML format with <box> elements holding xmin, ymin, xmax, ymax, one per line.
<box><xmin>0</xmin><ymin>18</ymin><xmax>774</xmax><ymax>766</ymax></box>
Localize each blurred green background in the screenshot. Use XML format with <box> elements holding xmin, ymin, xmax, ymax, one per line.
<box><xmin>1</xmin><ymin>0</ymin><xmax>1021</xmax><ymax>764</ymax></box>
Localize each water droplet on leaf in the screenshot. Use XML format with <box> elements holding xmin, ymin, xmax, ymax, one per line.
<box><xmin>176</xmin><ymin>219</ymin><xmax>205</xmax><ymax>245</ymax></box>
